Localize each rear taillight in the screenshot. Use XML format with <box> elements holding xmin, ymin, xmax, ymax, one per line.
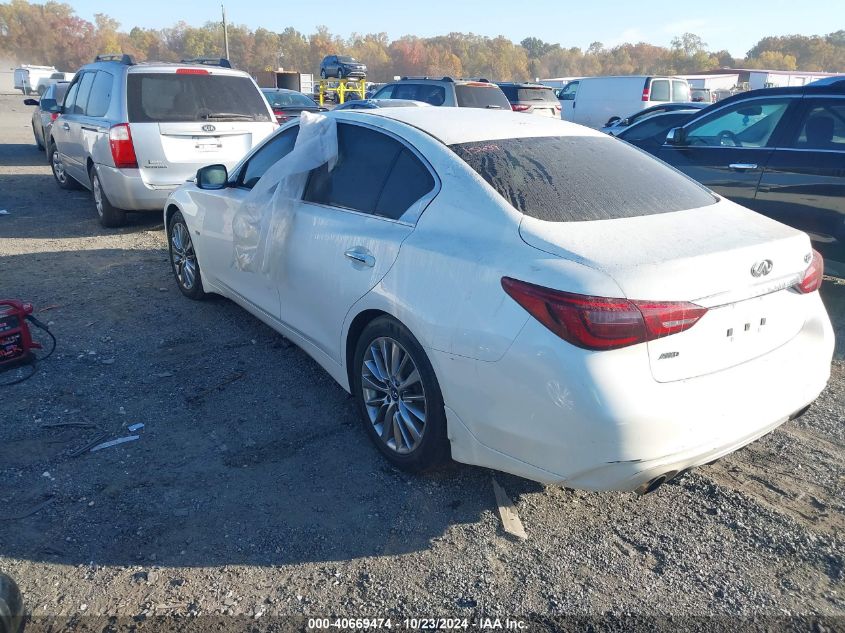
<box><xmin>641</xmin><ymin>87</ymin><xmax>650</xmax><ymax>101</ymax></box>
<box><xmin>274</xmin><ymin>110</ymin><xmax>289</xmax><ymax>123</ymax></box>
<box><xmin>108</xmin><ymin>123</ymin><xmax>138</xmax><ymax>169</ymax></box>
<box><xmin>795</xmin><ymin>250</ymin><xmax>824</xmax><ymax>294</ymax></box>
<box><xmin>50</xmin><ymin>112</ymin><xmax>59</xmax><ymax>121</ymax></box>
<box><xmin>501</xmin><ymin>277</ymin><xmax>707</xmax><ymax>351</ymax></box>
<box><xmin>511</xmin><ymin>104</ymin><xmax>530</xmax><ymax>112</ymax></box>
<box><xmin>554</xmin><ymin>104</ymin><xmax>561</xmax><ymax>111</ymax></box>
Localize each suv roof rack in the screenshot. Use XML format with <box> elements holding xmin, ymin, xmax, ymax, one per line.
<box><xmin>94</xmin><ymin>54</ymin><xmax>135</xmax><ymax>65</ymax></box>
<box><xmin>180</xmin><ymin>57</ymin><xmax>232</xmax><ymax>69</ymax></box>
<box><xmin>400</xmin><ymin>76</ymin><xmax>455</xmax><ymax>82</ymax></box>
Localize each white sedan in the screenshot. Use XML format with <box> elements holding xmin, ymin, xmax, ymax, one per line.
<box><xmin>163</xmin><ymin>108</ymin><xmax>834</xmax><ymax>493</ymax></box>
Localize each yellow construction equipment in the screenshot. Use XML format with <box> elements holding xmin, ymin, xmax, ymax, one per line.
<box><xmin>318</xmin><ymin>78</ymin><xmax>366</xmax><ymax>106</ymax></box>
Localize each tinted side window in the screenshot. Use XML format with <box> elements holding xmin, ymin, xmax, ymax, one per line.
<box><xmin>791</xmin><ymin>100</ymin><xmax>845</xmax><ymax>149</ymax></box>
<box><xmin>650</xmin><ymin>80</ymin><xmax>670</xmax><ymax>102</ymax></box>
<box><xmin>239</xmin><ymin>126</ymin><xmax>300</xmax><ymax>188</ymax></box>
<box><xmin>372</xmin><ymin>84</ymin><xmax>394</xmax><ymax>99</ymax></box>
<box><xmin>392</xmin><ymin>83</ymin><xmax>422</xmax><ymax>100</ymax></box>
<box><xmin>620</xmin><ymin>113</ymin><xmax>691</xmax><ymax>142</ymax></box>
<box><xmin>303</xmin><ymin>124</ymin><xmax>403</xmax><ymax>214</ymax></box>
<box><xmin>559</xmin><ymin>81</ymin><xmax>578</xmax><ymax>100</ymax></box>
<box><xmin>73</xmin><ymin>72</ymin><xmax>96</xmax><ymax>115</ymax></box>
<box><xmin>454</xmin><ymin>85</ymin><xmax>511</xmax><ymax>109</ymax></box>
<box><xmin>86</xmin><ymin>71</ymin><xmax>114</xmax><ymax>118</ymax></box>
<box><xmin>375</xmin><ymin>149</ymin><xmax>435</xmax><ymax>220</ymax></box>
<box><xmin>63</xmin><ymin>80</ymin><xmax>80</xmax><ymax>111</ymax></box>
<box><xmin>685</xmin><ymin>99</ymin><xmax>791</xmax><ymax>148</ymax></box>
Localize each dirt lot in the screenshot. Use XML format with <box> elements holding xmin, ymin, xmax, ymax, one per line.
<box><xmin>1</xmin><ymin>93</ymin><xmax>843</xmax><ymax>628</ymax></box>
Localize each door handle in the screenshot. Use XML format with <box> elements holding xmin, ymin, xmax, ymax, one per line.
<box><xmin>729</xmin><ymin>163</ymin><xmax>758</xmax><ymax>171</ymax></box>
<box><xmin>61</xmin><ymin>123</ymin><xmax>70</xmax><ymax>131</ymax></box>
<box><xmin>344</xmin><ymin>248</ymin><xmax>375</xmax><ymax>267</ymax></box>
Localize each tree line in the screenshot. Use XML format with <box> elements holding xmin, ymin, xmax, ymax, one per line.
<box><xmin>2</xmin><ymin>0</ymin><xmax>844</xmax><ymax>81</ymax></box>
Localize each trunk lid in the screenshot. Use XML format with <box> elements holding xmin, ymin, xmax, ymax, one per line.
<box><xmin>519</xmin><ymin>201</ymin><xmax>813</xmax><ymax>382</ymax></box>
<box><xmin>131</xmin><ymin>121</ymin><xmax>275</xmax><ymax>186</ymax></box>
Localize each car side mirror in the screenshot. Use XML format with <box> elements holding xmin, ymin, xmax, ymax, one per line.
<box><xmin>196</xmin><ymin>164</ymin><xmax>228</xmax><ymax>190</ymax></box>
<box><xmin>23</xmin><ymin>98</ymin><xmax>39</xmax><ymax>106</ymax></box>
<box><xmin>665</xmin><ymin>127</ymin><xmax>686</xmax><ymax>145</ymax></box>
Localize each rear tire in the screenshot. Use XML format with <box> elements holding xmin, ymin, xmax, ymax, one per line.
<box><xmin>90</xmin><ymin>165</ymin><xmax>126</xmax><ymax>228</ymax></box>
<box><xmin>337</xmin><ymin>67</ymin><xmax>344</xmax><ymax>80</ymax></box>
<box><xmin>352</xmin><ymin>316</ymin><xmax>449</xmax><ymax>472</ymax></box>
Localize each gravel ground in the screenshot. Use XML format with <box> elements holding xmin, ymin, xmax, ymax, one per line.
<box><xmin>0</xmin><ymin>93</ymin><xmax>843</xmax><ymax>629</ymax></box>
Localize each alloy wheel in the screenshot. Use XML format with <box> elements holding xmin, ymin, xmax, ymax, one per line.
<box><xmin>361</xmin><ymin>337</ymin><xmax>427</xmax><ymax>454</ymax></box>
<box><xmin>92</xmin><ymin>173</ymin><xmax>104</xmax><ymax>217</ymax></box>
<box><xmin>52</xmin><ymin>149</ymin><xmax>66</xmax><ymax>184</ymax></box>
<box><xmin>170</xmin><ymin>221</ymin><xmax>198</xmax><ymax>290</ymax></box>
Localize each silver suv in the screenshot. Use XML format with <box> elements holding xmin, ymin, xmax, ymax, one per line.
<box><xmin>371</xmin><ymin>77</ymin><xmax>511</xmax><ymax>109</ymax></box>
<box><xmin>49</xmin><ymin>55</ymin><xmax>276</xmax><ymax>227</ymax></box>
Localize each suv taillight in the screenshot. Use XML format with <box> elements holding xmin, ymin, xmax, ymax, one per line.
<box><xmin>109</xmin><ymin>123</ymin><xmax>138</xmax><ymax>169</ymax></box>
<box><xmin>795</xmin><ymin>250</ymin><xmax>824</xmax><ymax>294</ymax></box>
<box><xmin>642</xmin><ymin>87</ymin><xmax>650</xmax><ymax>101</ymax></box>
<box><xmin>502</xmin><ymin>277</ymin><xmax>707</xmax><ymax>351</ymax></box>
<box><xmin>511</xmin><ymin>104</ymin><xmax>530</xmax><ymax>112</ymax></box>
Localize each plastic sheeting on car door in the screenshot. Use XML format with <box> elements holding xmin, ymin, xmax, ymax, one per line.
<box><xmin>232</xmin><ymin>111</ymin><xmax>338</xmax><ymax>277</ymax></box>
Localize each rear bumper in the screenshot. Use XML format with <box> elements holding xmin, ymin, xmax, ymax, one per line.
<box><xmin>95</xmin><ymin>164</ymin><xmax>180</xmax><ymax>211</ymax></box>
<box><xmin>437</xmin><ymin>290</ymin><xmax>834</xmax><ymax>491</ymax></box>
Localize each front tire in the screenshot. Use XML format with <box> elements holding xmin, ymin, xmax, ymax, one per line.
<box><xmin>33</xmin><ymin>123</ymin><xmax>44</xmax><ymax>150</ymax></box>
<box><xmin>337</xmin><ymin>67</ymin><xmax>345</xmax><ymax>80</ymax></box>
<box><xmin>50</xmin><ymin>143</ymin><xmax>81</xmax><ymax>190</ymax></box>
<box><xmin>352</xmin><ymin>317</ymin><xmax>449</xmax><ymax>472</ymax></box>
<box><xmin>90</xmin><ymin>166</ymin><xmax>126</xmax><ymax>228</ymax></box>
<box><xmin>168</xmin><ymin>211</ymin><xmax>205</xmax><ymax>300</ymax></box>
<box><xmin>320</xmin><ymin>69</ymin><xmax>327</xmax><ymax>80</ymax></box>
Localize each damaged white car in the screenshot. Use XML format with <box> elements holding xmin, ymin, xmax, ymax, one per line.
<box><xmin>163</xmin><ymin>109</ymin><xmax>833</xmax><ymax>493</ymax></box>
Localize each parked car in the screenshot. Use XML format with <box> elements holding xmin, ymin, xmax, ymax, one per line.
<box><xmin>333</xmin><ymin>99</ymin><xmax>431</xmax><ymax>111</ymax></box>
<box><xmin>320</xmin><ymin>55</ymin><xmax>367</xmax><ymax>80</ymax></box>
<box><xmin>48</xmin><ymin>54</ymin><xmax>276</xmax><ymax>227</ymax></box>
<box><xmin>495</xmin><ymin>82</ymin><xmax>561</xmax><ymax>117</ymax></box>
<box><xmin>14</xmin><ymin>65</ymin><xmax>57</xmax><ymax>95</ymax></box>
<box><xmin>614</xmin><ymin>109</ymin><xmax>702</xmax><ymax>152</ymax></box>
<box><xmin>35</xmin><ymin>71</ymin><xmax>75</xmax><ymax>96</ymax></box>
<box><xmin>651</xmin><ymin>81</ymin><xmax>845</xmax><ymax>277</ymax></box>
<box><xmin>24</xmin><ymin>81</ymin><xmax>69</xmax><ymax>151</ymax></box>
<box><xmin>691</xmin><ymin>88</ymin><xmax>713</xmax><ymax>103</ymax></box>
<box><xmin>261</xmin><ymin>88</ymin><xmax>323</xmax><ymax>124</ymax></box>
<box><xmin>559</xmin><ymin>75</ymin><xmax>692</xmax><ymax>128</ymax></box>
<box><xmin>371</xmin><ymin>77</ymin><xmax>511</xmax><ymax>109</ymax></box>
<box><xmin>163</xmin><ymin>108</ymin><xmax>832</xmax><ymax>492</ymax></box>
<box><xmin>600</xmin><ymin>102</ymin><xmax>706</xmax><ymax>135</ymax></box>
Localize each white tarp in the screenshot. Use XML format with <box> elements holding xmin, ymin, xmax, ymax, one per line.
<box><xmin>232</xmin><ymin>111</ymin><xmax>338</xmax><ymax>277</ymax></box>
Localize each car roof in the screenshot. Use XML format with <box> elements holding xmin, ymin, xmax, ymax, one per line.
<box><xmin>496</xmin><ymin>82</ymin><xmax>552</xmax><ymax>88</ymax></box>
<box><xmin>337</xmin><ymin>107</ymin><xmax>602</xmax><ymax>145</ymax></box>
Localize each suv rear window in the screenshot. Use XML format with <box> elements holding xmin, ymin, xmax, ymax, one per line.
<box><xmin>503</xmin><ymin>87</ymin><xmax>556</xmax><ymax>102</ymax></box>
<box><xmin>450</xmin><ymin>136</ymin><xmax>716</xmax><ymax>222</ymax></box>
<box><xmin>127</xmin><ymin>73</ymin><xmax>271</xmax><ymax>123</ymax></box>
<box><xmin>454</xmin><ymin>84</ymin><xmax>511</xmax><ymax>109</ymax></box>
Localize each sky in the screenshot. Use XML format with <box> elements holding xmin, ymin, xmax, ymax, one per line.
<box><xmin>65</xmin><ymin>0</ymin><xmax>840</xmax><ymax>58</ymax></box>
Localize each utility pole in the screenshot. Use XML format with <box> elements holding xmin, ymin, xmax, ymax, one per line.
<box><xmin>222</xmin><ymin>4</ymin><xmax>230</xmax><ymax>61</ymax></box>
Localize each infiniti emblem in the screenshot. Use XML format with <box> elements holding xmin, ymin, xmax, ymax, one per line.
<box><xmin>750</xmin><ymin>259</ymin><xmax>773</xmax><ymax>277</ymax></box>
<box><xmin>201</xmin><ymin>124</ymin><xmax>216</xmax><ymax>132</ymax></box>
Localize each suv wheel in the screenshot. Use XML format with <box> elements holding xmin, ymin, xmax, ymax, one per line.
<box><xmin>50</xmin><ymin>143</ymin><xmax>80</xmax><ymax>190</ymax></box>
<box><xmin>337</xmin><ymin>67</ymin><xmax>345</xmax><ymax>80</ymax></box>
<box><xmin>320</xmin><ymin>69</ymin><xmax>326</xmax><ymax>80</ymax></box>
<box><xmin>90</xmin><ymin>165</ymin><xmax>127</xmax><ymax>228</ymax></box>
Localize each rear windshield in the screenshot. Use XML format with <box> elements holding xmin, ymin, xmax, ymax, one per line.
<box><xmin>450</xmin><ymin>136</ymin><xmax>716</xmax><ymax>222</ymax></box>
<box><xmin>454</xmin><ymin>84</ymin><xmax>511</xmax><ymax>109</ymax></box>
<box><xmin>127</xmin><ymin>73</ymin><xmax>271</xmax><ymax>123</ymax></box>
<box><xmin>263</xmin><ymin>90</ymin><xmax>316</xmax><ymax>108</ymax></box>
<box><xmin>500</xmin><ymin>86</ymin><xmax>557</xmax><ymax>102</ymax></box>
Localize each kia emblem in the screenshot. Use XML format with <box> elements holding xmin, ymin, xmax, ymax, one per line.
<box><xmin>750</xmin><ymin>260</ymin><xmax>773</xmax><ymax>277</ymax></box>
<box><xmin>202</xmin><ymin>124</ymin><xmax>216</xmax><ymax>133</ymax></box>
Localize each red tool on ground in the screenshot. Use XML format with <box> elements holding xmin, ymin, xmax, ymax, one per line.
<box><xmin>0</xmin><ymin>300</ymin><xmax>55</xmax><ymax>385</ymax></box>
